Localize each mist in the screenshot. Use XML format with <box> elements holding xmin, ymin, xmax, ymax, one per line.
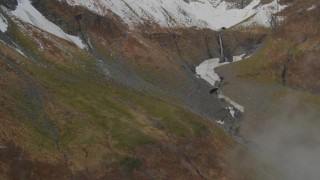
<box><xmin>249</xmin><ymin>96</ymin><xmax>320</xmax><ymax>180</ymax></box>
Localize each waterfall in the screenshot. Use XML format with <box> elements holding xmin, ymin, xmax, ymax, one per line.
<box><xmin>218</xmin><ymin>34</ymin><xmax>227</xmax><ymax>62</ymax></box>
<box><xmin>219</xmin><ymin>34</ymin><xmax>224</xmax><ymax>58</ymax></box>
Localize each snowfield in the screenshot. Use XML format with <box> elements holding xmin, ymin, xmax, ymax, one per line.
<box><xmin>12</xmin><ymin>0</ymin><xmax>86</xmax><ymax>49</ymax></box>
<box><xmin>60</xmin><ymin>0</ymin><xmax>287</xmax><ymax>29</ymax></box>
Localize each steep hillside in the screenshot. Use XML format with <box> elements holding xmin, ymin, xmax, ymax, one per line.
<box><xmin>234</xmin><ymin>0</ymin><xmax>320</xmax><ymax>93</ymax></box>
<box><xmin>0</xmin><ymin>0</ymin><xmax>318</xmax><ymax>179</ymax></box>
<box><xmin>0</xmin><ymin>0</ymin><xmax>276</xmax><ymax>179</ymax></box>
<box><xmin>214</xmin><ymin>1</ymin><xmax>320</xmax><ymax>179</ymax></box>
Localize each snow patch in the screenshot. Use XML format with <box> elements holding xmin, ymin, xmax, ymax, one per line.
<box><xmin>12</xmin><ymin>0</ymin><xmax>86</xmax><ymax>49</ymax></box>
<box><xmin>196</xmin><ymin>54</ymin><xmax>249</xmax><ymax>113</ymax></box>
<box><xmin>196</xmin><ymin>54</ymin><xmax>248</xmax><ymax>88</ymax></box>
<box><xmin>228</xmin><ymin>106</ymin><xmax>235</xmax><ymax>117</ymax></box>
<box><xmin>219</xmin><ymin>93</ymin><xmax>244</xmax><ymax>113</ymax></box>
<box><xmin>216</xmin><ymin>120</ymin><xmax>225</xmax><ymax>125</ymax></box>
<box><xmin>14</xmin><ymin>47</ymin><xmax>26</xmax><ymax>57</ymax></box>
<box><xmin>195</xmin><ymin>58</ymin><xmax>227</xmax><ymax>87</ymax></box>
<box><xmin>233</xmin><ymin>53</ymin><xmax>246</xmax><ymax>62</ymax></box>
<box><xmin>307</xmin><ymin>5</ymin><xmax>317</xmax><ymax>11</ymax></box>
<box><xmin>11</xmin><ymin>41</ymin><xmax>27</xmax><ymax>57</ymax></box>
<box><xmin>0</xmin><ymin>39</ymin><xmax>26</xmax><ymax>57</ymax></box>
<box><xmin>34</xmin><ymin>38</ymin><xmax>44</xmax><ymax>51</ymax></box>
<box><xmin>97</xmin><ymin>59</ymin><xmax>110</xmax><ymax>79</ymax></box>
<box><xmin>0</xmin><ymin>13</ymin><xmax>8</xmax><ymax>32</ymax></box>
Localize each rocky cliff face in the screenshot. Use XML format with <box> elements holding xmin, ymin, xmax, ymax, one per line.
<box><xmin>240</xmin><ymin>0</ymin><xmax>320</xmax><ymax>93</ymax></box>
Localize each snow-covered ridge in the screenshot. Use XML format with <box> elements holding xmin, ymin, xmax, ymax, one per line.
<box><xmin>12</xmin><ymin>0</ymin><xmax>85</xmax><ymax>49</ymax></box>
<box><xmin>60</xmin><ymin>0</ymin><xmax>287</xmax><ymax>29</ymax></box>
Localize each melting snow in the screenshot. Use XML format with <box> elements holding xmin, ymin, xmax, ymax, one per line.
<box><xmin>219</xmin><ymin>93</ymin><xmax>244</xmax><ymax>112</ymax></box>
<box><xmin>307</xmin><ymin>5</ymin><xmax>317</xmax><ymax>11</ymax></box>
<box><xmin>216</xmin><ymin>120</ymin><xmax>225</xmax><ymax>125</ymax></box>
<box><xmin>233</xmin><ymin>53</ymin><xmax>246</xmax><ymax>62</ymax></box>
<box><xmin>228</xmin><ymin>106</ymin><xmax>235</xmax><ymax>117</ymax></box>
<box><xmin>14</xmin><ymin>47</ymin><xmax>26</xmax><ymax>57</ymax></box>
<box><xmin>12</xmin><ymin>0</ymin><xmax>86</xmax><ymax>49</ymax></box>
<box><xmin>196</xmin><ymin>55</ymin><xmax>248</xmax><ymax>113</ymax></box>
<box><xmin>195</xmin><ymin>54</ymin><xmax>247</xmax><ymax>88</ymax></box>
<box><xmin>0</xmin><ymin>13</ymin><xmax>8</xmax><ymax>32</ymax></box>
<box><xmin>195</xmin><ymin>58</ymin><xmax>228</xmax><ymax>87</ymax></box>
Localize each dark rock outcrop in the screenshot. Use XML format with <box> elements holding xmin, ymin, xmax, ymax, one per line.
<box><xmin>1</xmin><ymin>0</ymin><xmax>18</xmax><ymax>11</ymax></box>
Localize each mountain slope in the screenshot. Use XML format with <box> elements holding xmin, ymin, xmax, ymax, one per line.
<box><xmin>0</xmin><ymin>0</ymin><xmax>274</xmax><ymax>179</ymax></box>
<box><xmin>234</xmin><ymin>0</ymin><xmax>320</xmax><ymax>93</ymax></box>
<box><xmin>59</xmin><ymin>0</ymin><xmax>286</xmax><ymax>29</ymax></box>
<box><xmin>1</xmin><ymin>0</ymin><xmax>319</xmax><ymax>179</ymax></box>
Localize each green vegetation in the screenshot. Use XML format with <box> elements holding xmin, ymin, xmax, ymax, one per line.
<box><xmin>118</xmin><ymin>89</ymin><xmax>210</xmax><ymax>138</ymax></box>
<box><xmin>2</xmin><ymin>1</ymin><xmax>304</xmax><ymax>178</ymax></box>
<box><xmin>1</xmin><ymin>30</ymin><xmax>211</xmax><ymax>154</ymax></box>
<box><xmin>9</xmin><ymin>20</ymin><xmax>38</xmax><ymax>53</ymax></box>
<box><xmin>121</xmin><ymin>156</ymin><xmax>142</xmax><ymax>172</ymax></box>
<box><xmin>236</xmin><ymin>37</ymin><xmax>272</xmax><ymax>78</ymax></box>
<box><xmin>288</xmin><ymin>44</ymin><xmax>300</xmax><ymax>56</ymax></box>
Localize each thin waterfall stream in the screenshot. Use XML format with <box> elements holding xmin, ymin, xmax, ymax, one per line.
<box><xmin>218</xmin><ymin>34</ymin><xmax>224</xmax><ymax>61</ymax></box>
